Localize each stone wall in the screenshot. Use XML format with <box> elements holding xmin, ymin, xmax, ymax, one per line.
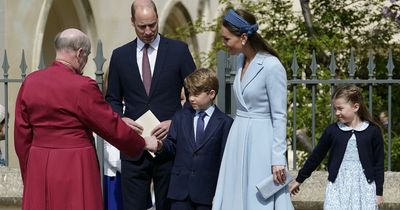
<box><xmin>0</xmin><ymin>167</ymin><xmax>22</xmax><ymax>208</ymax></box>
<box><xmin>1</xmin><ymin>167</ymin><xmax>399</xmax><ymax>209</ymax></box>
<box><xmin>290</xmin><ymin>171</ymin><xmax>400</xmax><ymax>210</ymax></box>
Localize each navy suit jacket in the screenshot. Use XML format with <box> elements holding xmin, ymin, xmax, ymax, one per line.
<box><xmin>164</xmin><ymin>105</ymin><xmax>233</xmax><ymax>205</ymax></box>
<box><xmin>106</xmin><ymin>35</ymin><xmax>196</xmax><ymax>161</ymax></box>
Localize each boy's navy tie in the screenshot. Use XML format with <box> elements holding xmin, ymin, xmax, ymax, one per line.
<box><xmin>196</xmin><ymin>111</ymin><xmax>207</xmax><ymax>145</ymax></box>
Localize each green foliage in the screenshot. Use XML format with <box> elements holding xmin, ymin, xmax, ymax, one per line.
<box><xmin>168</xmin><ymin>0</ymin><xmax>400</xmax><ymax>170</ymax></box>
<box><xmin>164</xmin><ymin>11</ymin><xmax>223</xmax><ymax>68</ymax></box>
<box><xmin>382</xmin><ymin>131</ymin><xmax>400</xmax><ymax>170</ymax></box>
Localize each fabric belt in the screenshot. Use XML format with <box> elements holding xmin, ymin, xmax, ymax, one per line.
<box><xmin>31</xmin><ymin>127</ymin><xmax>94</xmax><ymax>148</ymax></box>
<box><xmin>236</xmin><ymin>110</ymin><xmax>270</xmax><ymax>119</ymax></box>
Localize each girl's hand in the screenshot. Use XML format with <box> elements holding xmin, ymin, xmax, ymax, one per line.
<box><xmin>289</xmin><ymin>180</ymin><xmax>301</xmax><ymax>196</ymax></box>
<box><xmin>376</xmin><ymin>195</ymin><xmax>384</xmax><ymax>206</ymax></box>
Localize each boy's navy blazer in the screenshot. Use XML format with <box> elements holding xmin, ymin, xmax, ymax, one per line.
<box><xmin>163</xmin><ymin>105</ymin><xmax>233</xmax><ymax>205</ymax></box>
<box><xmin>106</xmin><ymin>35</ymin><xmax>195</xmax><ymax>161</ymax></box>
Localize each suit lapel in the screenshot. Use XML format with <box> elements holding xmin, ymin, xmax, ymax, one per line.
<box><xmin>195</xmin><ymin>107</ymin><xmax>223</xmax><ymax>151</ymax></box>
<box><xmin>183</xmin><ymin>108</ymin><xmax>197</xmax><ymax>151</ymax></box>
<box><xmin>241</xmin><ymin>53</ymin><xmax>264</xmax><ymax>93</ymax></box>
<box><xmin>131</xmin><ymin>39</ymin><xmax>148</xmax><ymax>97</ymax></box>
<box><xmin>234</xmin><ymin>56</ymin><xmax>248</xmax><ymax>111</ymax></box>
<box><xmin>149</xmin><ymin>35</ymin><xmax>167</xmax><ymax>98</ymax></box>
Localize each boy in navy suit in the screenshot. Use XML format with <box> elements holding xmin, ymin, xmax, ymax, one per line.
<box><xmin>162</xmin><ymin>68</ymin><xmax>233</xmax><ymax>210</ymax></box>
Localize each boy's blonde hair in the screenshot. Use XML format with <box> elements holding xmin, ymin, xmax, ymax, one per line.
<box><xmin>184</xmin><ymin>68</ymin><xmax>219</xmax><ymax>98</ymax></box>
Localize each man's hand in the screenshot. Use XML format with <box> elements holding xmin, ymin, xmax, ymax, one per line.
<box><xmin>122</xmin><ymin>117</ymin><xmax>143</xmax><ymax>135</ymax></box>
<box><xmin>144</xmin><ymin>136</ymin><xmax>158</xmax><ymax>153</ymax></box>
<box><xmin>151</xmin><ymin>120</ymin><xmax>171</xmax><ymax>140</ymax></box>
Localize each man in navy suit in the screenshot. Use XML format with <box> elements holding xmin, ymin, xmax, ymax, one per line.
<box><xmin>105</xmin><ymin>1</ymin><xmax>196</xmax><ymax>209</ymax></box>
<box><xmin>163</xmin><ymin>69</ymin><xmax>233</xmax><ymax>210</ymax></box>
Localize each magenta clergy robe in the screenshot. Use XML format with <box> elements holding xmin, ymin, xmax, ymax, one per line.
<box><xmin>14</xmin><ymin>62</ymin><xmax>146</xmax><ymax>210</ymax></box>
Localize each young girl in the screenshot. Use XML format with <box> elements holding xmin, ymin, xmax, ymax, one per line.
<box><xmin>290</xmin><ymin>85</ymin><xmax>384</xmax><ymax>209</ymax></box>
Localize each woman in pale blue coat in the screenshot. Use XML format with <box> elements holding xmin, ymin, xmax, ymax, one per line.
<box><xmin>212</xmin><ymin>9</ymin><xmax>294</xmax><ymax>210</ymax></box>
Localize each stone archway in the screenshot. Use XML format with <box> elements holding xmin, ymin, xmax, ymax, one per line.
<box><xmin>160</xmin><ymin>2</ymin><xmax>199</xmax><ymax>55</ymax></box>
<box><xmin>33</xmin><ymin>0</ymin><xmax>97</xmax><ymax>75</ymax></box>
<box><xmin>41</xmin><ymin>0</ymin><xmax>81</xmax><ymax>66</ymax></box>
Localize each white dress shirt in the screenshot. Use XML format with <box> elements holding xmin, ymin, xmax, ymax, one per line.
<box><xmin>136</xmin><ymin>34</ymin><xmax>160</xmax><ymax>80</ymax></box>
<box><xmin>193</xmin><ymin>105</ymin><xmax>215</xmax><ymax>140</ymax></box>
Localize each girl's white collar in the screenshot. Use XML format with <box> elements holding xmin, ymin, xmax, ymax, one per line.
<box><xmin>337</xmin><ymin>121</ymin><xmax>369</xmax><ymax>131</ymax></box>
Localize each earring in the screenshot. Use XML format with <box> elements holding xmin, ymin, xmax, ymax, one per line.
<box><xmin>242</xmin><ymin>41</ymin><xmax>245</xmax><ymax>46</ymax></box>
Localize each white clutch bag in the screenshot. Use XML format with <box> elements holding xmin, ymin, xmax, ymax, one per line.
<box><xmin>256</xmin><ymin>169</ymin><xmax>292</xmax><ymax>200</ymax></box>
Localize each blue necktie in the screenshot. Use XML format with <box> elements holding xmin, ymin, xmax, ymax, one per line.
<box><xmin>196</xmin><ymin>111</ymin><xmax>207</xmax><ymax>145</ymax></box>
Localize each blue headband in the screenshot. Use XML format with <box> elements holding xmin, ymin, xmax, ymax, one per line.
<box><xmin>223</xmin><ymin>9</ymin><xmax>259</xmax><ymax>36</ymax></box>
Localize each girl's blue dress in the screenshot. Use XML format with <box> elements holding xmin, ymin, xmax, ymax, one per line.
<box><xmin>324</xmin><ymin>121</ymin><xmax>378</xmax><ymax>210</ymax></box>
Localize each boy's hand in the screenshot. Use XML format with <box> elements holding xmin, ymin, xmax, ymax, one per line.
<box><xmin>144</xmin><ymin>136</ymin><xmax>158</xmax><ymax>153</ymax></box>
<box><xmin>157</xmin><ymin>140</ymin><xmax>164</xmax><ymax>151</ymax></box>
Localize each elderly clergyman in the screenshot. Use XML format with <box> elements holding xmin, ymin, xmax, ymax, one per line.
<box><xmin>14</xmin><ymin>28</ymin><xmax>159</xmax><ymax>210</ymax></box>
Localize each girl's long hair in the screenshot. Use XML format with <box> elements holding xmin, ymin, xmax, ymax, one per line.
<box><xmin>332</xmin><ymin>84</ymin><xmax>380</xmax><ymax>127</ymax></box>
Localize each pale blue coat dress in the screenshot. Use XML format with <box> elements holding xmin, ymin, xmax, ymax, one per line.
<box><xmin>212</xmin><ymin>53</ymin><xmax>294</xmax><ymax>210</ymax></box>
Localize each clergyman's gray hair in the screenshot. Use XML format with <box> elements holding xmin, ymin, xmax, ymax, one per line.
<box><xmin>54</xmin><ymin>32</ymin><xmax>90</xmax><ymax>53</ymax></box>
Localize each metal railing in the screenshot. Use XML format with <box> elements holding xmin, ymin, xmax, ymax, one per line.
<box><xmin>1</xmin><ymin>46</ymin><xmax>398</xmax><ymax>173</ymax></box>
<box><xmin>216</xmin><ymin>49</ymin><xmax>399</xmax><ymax>171</ymax></box>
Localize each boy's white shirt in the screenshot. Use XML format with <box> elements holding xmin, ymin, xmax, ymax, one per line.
<box><xmin>104</xmin><ymin>140</ymin><xmax>121</xmax><ymax>176</ymax></box>
<box><xmin>193</xmin><ymin>105</ymin><xmax>215</xmax><ymax>138</ymax></box>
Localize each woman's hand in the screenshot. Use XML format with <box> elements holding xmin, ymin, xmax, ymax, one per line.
<box><xmin>272</xmin><ymin>165</ymin><xmax>286</xmax><ymax>184</ymax></box>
